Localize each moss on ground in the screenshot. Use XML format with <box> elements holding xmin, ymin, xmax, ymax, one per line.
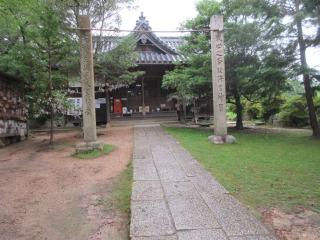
<box><xmin>73</xmin><ymin>144</ymin><xmax>114</xmax><ymax>159</ymax></box>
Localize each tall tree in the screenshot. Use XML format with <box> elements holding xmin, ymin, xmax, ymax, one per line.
<box><xmin>0</xmin><ymin>0</ymin><xmax>76</xmax><ymax>144</ymax></box>
<box><xmin>275</xmin><ymin>0</ymin><xmax>320</xmax><ymax>137</ymax></box>
<box><xmin>1</xmin><ymin>0</ymin><xmax>137</xmax><ymax>141</ymax></box>
<box><xmin>65</xmin><ymin>0</ymin><xmax>134</xmax><ymax>54</ymax></box>
<box><xmin>163</xmin><ymin>0</ymin><xmax>290</xmax><ymax>128</ymax></box>
<box><xmin>30</xmin><ymin>1</ymin><xmax>75</xmax><ymax>144</ymax></box>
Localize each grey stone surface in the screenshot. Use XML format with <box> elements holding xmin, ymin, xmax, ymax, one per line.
<box><xmin>131</xmin><ymin>126</ymin><xmax>275</xmax><ymax>240</ymax></box>
<box><xmin>162</xmin><ymin>181</ymin><xmax>199</xmax><ymax>199</ymax></box>
<box><xmin>79</xmin><ymin>16</ymin><xmax>97</xmax><ymax>142</ymax></box>
<box><xmin>191</xmin><ymin>173</ymin><xmax>229</xmax><ymax>196</ymax></box>
<box><xmin>179</xmin><ymin>160</ymin><xmax>207</xmax><ymax>177</ymax></box>
<box><xmin>132</xmin><ymin>236</ymin><xmax>177</xmax><ymax>240</ymax></box>
<box><xmin>177</xmin><ymin>229</ymin><xmax>228</xmax><ymax>240</ymax></box>
<box><xmin>226</xmin><ymin>135</ymin><xmax>236</xmax><ymax>143</ymax></box>
<box><xmin>132</xmin><ymin>181</ymin><xmax>164</xmax><ymax>201</ymax></box>
<box><xmin>75</xmin><ymin>141</ymin><xmax>103</xmax><ymax>153</ymax></box>
<box><xmin>211</xmin><ymin>15</ymin><xmax>227</xmax><ymax>136</ymax></box>
<box><xmin>229</xmin><ymin>235</ymin><xmax>275</xmax><ymax>240</ymax></box>
<box><xmin>202</xmin><ymin>193</ymin><xmax>270</xmax><ymax>237</ymax></box>
<box><xmin>156</xmin><ymin>165</ymin><xmax>187</xmax><ymax>182</ymax></box>
<box><xmin>133</xmin><ymin>163</ymin><xmax>159</xmax><ymax>181</ymax></box>
<box><xmin>167</xmin><ymin>197</ymin><xmax>220</xmax><ymax>230</ymax></box>
<box><xmin>130</xmin><ymin>200</ymin><xmax>175</xmax><ymax>237</ymax></box>
<box><xmin>208</xmin><ymin>135</ymin><xmax>224</xmax><ymax>144</ymax></box>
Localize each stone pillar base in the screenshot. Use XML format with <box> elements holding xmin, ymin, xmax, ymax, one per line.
<box><xmin>208</xmin><ymin>135</ymin><xmax>236</xmax><ymax>144</ymax></box>
<box><xmin>75</xmin><ymin>141</ymin><xmax>103</xmax><ymax>153</ymax></box>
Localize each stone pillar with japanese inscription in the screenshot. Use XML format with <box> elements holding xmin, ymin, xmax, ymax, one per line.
<box><xmin>208</xmin><ymin>15</ymin><xmax>236</xmax><ymax>144</ymax></box>
<box><xmin>76</xmin><ymin>16</ymin><xmax>102</xmax><ymax>152</ymax></box>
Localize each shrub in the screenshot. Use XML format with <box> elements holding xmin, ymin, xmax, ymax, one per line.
<box><xmin>243</xmin><ymin>100</ymin><xmax>263</xmax><ymax>120</ymax></box>
<box><xmin>279</xmin><ymin>96</ymin><xmax>309</xmax><ymax>127</ymax></box>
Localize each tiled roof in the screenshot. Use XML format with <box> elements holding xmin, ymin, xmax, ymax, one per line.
<box><xmin>137</xmin><ymin>50</ymin><xmax>186</xmax><ymax>64</ymax></box>
<box><xmin>92</xmin><ymin>13</ymin><xmax>186</xmax><ymax>65</ymax></box>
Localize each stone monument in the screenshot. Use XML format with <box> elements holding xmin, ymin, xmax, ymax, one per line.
<box><xmin>208</xmin><ymin>15</ymin><xmax>236</xmax><ymax>144</ymax></box>
<box><xmin>76</xmin><ymin>15</ymin><xmax>103</xmax><ymax>152</ymax></box>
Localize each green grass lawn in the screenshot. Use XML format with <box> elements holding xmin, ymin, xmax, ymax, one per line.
<box><xmin>96</xmin><ymin>162</ymin><xmax>133</xmax><ymax>214</ymax></box>
<box><xmin>73</xmin><ymin>144</ymin><xmax>114</xmax><ymax>159</ymax></box>
<box><xmin>112</xmin><ymin>162</ymin><xmax>133</xmax><ymax>214</ymax></box>
<box><xmin>165</xmin><ymin>127</ymin><xmax>320</xmax><ymax>213</ymax></box>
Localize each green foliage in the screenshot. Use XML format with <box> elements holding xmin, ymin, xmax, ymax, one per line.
<box><xmin>279</xmin><ymin>96</ymin><xmax>309</xmax><ymax>127</ymax></box>
<box><xmin>163</xmin><ymin>0</ymin><xmax>291</xmax><ymax>126</ymax></box>
<box><xmin>243</xmin><ymin>100</ymin><xmax>263</xmax><ymax>120</ymax></box>
<box><xmin>28</xmin><ymin>90</ymin><xmax>72</xmax><ymax>119</ymax></box>
<box><xmin>227</xmin><ymin>111</ymin><xmax>237</xmax><ymax>121</ymax></box>
<box><xmin>0</xmin><ymin>0</ymin><xmax>77</xmax><ymax>122</ymax></box>
<box><xmin>0</xmin><ymin>0</ymin><xmax>137</xmax><ymax>139</ymax></box>
<box><xmin>95</xmin><ymin>36</ymin><xmax>144</xmax><ymax>86</ymax></box>
<box><xmin>73</xmin><ymin>144</ymin><xmax>114</xmax><ymax>159</ymax></box>
<box><xmin>274</xmin><ymin>0</ymin><xmax>320</xmax><ymax>136</ymax></box>
<box><xmin>166</xmin><ymin>127</ymin><xmax>320</xmax><ymax>212</ymax></box>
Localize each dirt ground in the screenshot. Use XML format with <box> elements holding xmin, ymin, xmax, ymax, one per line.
<box><xmin>262</xmin><ymin>208</ymin><xmax>320</xmax><ymax>240</ymax></box>
<box><xmin>0</xmin><ymin>126</ymin><xmax>133</xmax><ymax>240</ymax></box>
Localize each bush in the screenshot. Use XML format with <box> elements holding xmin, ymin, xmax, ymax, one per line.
<box><xmin>243</xmin><ymin>100</ymin><xmax>263</xmax><ymax>120</ymax></box>
<box><xmin>227</xmin><ymin>104</ymin><xmax>237</xmax><ymax>121</ymax></box>
<box><xmin>261</xmin><ymin>96</ymin><xmax>285</xmax><ymax>121</ymax></box>
<box><xmin>279</xmin><ymin>96</ymin><xmax>309</xmax><ymax>127</ymax></box>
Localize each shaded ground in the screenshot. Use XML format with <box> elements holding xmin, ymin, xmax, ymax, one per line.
<box><xmin>0</xmin><ymin>126</ymin><xmax>133</xmax><ymax>240</ymax></box>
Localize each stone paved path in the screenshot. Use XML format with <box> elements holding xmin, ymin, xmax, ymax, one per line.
<box><xmin>130</xmin><ymin>125</ymin><xmax>276</xmax><ymax>240</ymax></box>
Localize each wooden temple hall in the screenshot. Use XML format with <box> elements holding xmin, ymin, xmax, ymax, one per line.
<box><xmin>108</xmin><ymin>13</ymin><xmax>185</xmax><ymax>118</ymax></box>
<box><xmin>69</xmin><ymin>13</ymin><xmax>185</xmax><ymax>122</ymax></box>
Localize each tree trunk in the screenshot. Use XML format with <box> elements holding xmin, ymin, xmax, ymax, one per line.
<box><xmin>234</xmin><ymin>90</ymin><xmax>244</xmax><ymax>129</ymax></box>
<box><xmin>48</xmin><ymin>48</ymin><xmax>54</xmax><ymax>144</ymax></box>
<box><xmin>193</xmin><ymin>99</ymin><xmax>199</xmax><ymax>124</ymax></box>
<box><xmin>105</xmin><ymin>83</ymin><xmax>111</xmax><ymax>128</ymax></box>
<box><xmin>295</xmin><ymin>0</ymin><xmax>320</xmax><ymax>137</ymax></box>
<box><xmin>178</xmin><ymin>102</ymin><xmax>186</xmax><ymax>123</ymax></box>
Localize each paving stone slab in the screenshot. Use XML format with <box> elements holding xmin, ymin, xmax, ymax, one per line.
<box><xmin>229</xmin><ymin>235</ymin><xmax>276</xmax><ymax>240</ymax></box>
<box><xmin>133</xmin><ymin>158</ymin><xmax>154</xmax><ymax>167</ymax></box>
<box><xmin>130</xmin><ymin>200</ymin><xmax>175</xmax><ymax>237</ymax></box>
<box><xmin>132</xmin><ymin>181</ymin><xmax>164</xmax><ymax>201</ymax></box>
<box><xmin>132</xmin><ymin>235</ymin><xmax>178</xmax><ymax>240</ymax></box>
<box><xmin>167</xmin><ymin>196</ymin><xmax>220</xmax><ymax>230</ymax></box>
<box><xmin>202</xmin><ymin>193</ymin><xmax>270</xmax><ymax>236</ymax></box>
<box><xmin>134</xmin><ymin>164</ymin><xmax>159</xmax><ymax>181</ymax></box>
<box><xmin>156</xmin><ymin>165</ymin><xmax>187</xmax><ymax>182</ymax></box>
<box><xmin>162</xmin><ymin>181</ymin><xmax>199</xmax><ymax>199</ymax></box>
<box><xmin>171</xmin><ymin>150</ymin><xmax>194</xmax><ymax>162</ymax></box>
<box><xmin>190</xmin><ymin>174</ymin><xmax>229</xmax><ymax>196</ymax></box>
<box><xmin>152</xmin><ymin>147</ymin><xmax>176</xmax><ymax>162</ymax></box>
<box><xmin>177</xmin><ymin>229</ymin><xmax>228</xmax><ymax>240</ymax></box>
<box><xmin>133</xmin><ymin>149</ymin><xmax>153</xmax><ymax>159</ymax></box>
<box><xmin>178</xmin><ymin>161</ymin><xmax>208</xmax><ymax>177</ymax></box>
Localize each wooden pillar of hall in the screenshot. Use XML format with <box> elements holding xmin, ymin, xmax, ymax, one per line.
<box><xmin>141</xmin><ymin>77</ymin><xmax>146</xmax><ymax>116</ymax></box>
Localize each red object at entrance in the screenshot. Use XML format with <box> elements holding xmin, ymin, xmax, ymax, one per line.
<box><xmin>113</xmin><ymin>98</ymin><xmax>122</xmax><ymax>113</ymax></box>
